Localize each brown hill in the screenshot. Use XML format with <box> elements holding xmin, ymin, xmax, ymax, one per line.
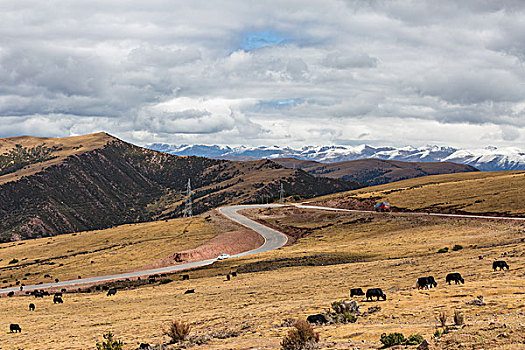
<box><xmin>272</xmin><ymin>157</ymin><xmax>478</xmax><ymax>186</ymax></box>
<box><xmin>311</xmin><ymin>170</ymin><xmax>525</xmax><ymax>216</ymax></box>
<box><xmin>0</xmin><ymin>133</ymin><xmax>359</xmax><ymax>242</ymax></box>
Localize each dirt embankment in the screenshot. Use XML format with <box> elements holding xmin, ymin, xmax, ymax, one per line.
<box><xmin>143</xmin><ymin>229</ymin><xmax>264</xmax><ymax>269</ymax></box>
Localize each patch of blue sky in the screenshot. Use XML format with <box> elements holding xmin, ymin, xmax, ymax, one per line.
<box><xmin>255</xmin><ymin>98</ymin><xmax>302</xmax><ymax>110</ymax></box>
<box><xmin>240</xmin><ymin>30</ymin><xmax>287</xmax><ymax>51</ymax></box>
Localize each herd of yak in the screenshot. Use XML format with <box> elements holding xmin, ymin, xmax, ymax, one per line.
<box><xmin>306</xmin><ymin>260</ymin><xmax>510</xmax><ymax>325</ymax></box>
<box><xmin>4</xmin><ymin>259</ymin><xmax>511</xmax><ymax>334</ymax></box>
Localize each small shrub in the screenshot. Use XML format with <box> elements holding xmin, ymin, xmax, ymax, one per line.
<box><xmin>437</xmin><ymin>247</ymin><xmax>449</xmax><ymax>253</ymax></box>
<box><xmin>433</xmin><ymin>330</ymin><xmax>441</xmax><ymax>339</ymax></box>
<box><xmin>281</xmin><ymin>320</ymin><xmax>320</xmax><ymax>350</ymax></box>
<box><xmin>164</xmin><ymin>320</ymin><xmax>191</xmax><ymax>343</ymax></box>
<box><xmin>452</xmin><ymin>244</ymin><xmax>463</xmax><ymax>251</ymax></box>
<box><xmin>159</xmin><ymin>278</ymin><xmax>172</xmax><ymax>284</ymax></box>
<box><xmin>380</xmin><ymin>333</ymin><xmax>405</xmax><ymax>347</ymax></box>
<box><xmin>341</xmin><ymin>312</ymin><xmax>357</xmax><ymax>323</ymax></box>
<box><xmin>406</xmin><ymin>334</ymin><xmax>424</xmax><ymax>345</ymax></box>
<box><xmin>96</xmin><ymin>332</ymin><xmax>123</xmax><ymax>350</ymax></box>
<box><xmin>8</xmin><ymin>258</ymin><xmax>19</xmax><ymax>264</ymax></box>
<box><xmin>454</xmin><ymin>310</ymin><xmax>464</xmax><ymax>326</ymax></box>
<box><xmin>437</xmin><ymin>311</ymin><xmax>447</xmax><ymax>328</ymax></box>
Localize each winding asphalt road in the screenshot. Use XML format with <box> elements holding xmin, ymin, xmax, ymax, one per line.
<box><xmin>0</xmin><ymin>204</ymin><xmax>287</xmax><ymax>294</ymax></box>
<box><xmin>1</xmin><ymin>203</ymin><xmax>522</xmax><ymax>294</ymax></box>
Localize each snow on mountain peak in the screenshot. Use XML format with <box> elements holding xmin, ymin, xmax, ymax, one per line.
<box><xmin>146</xmin><ymin>143</ymin><xmax>525</xmax><ymax>171</ymax></box>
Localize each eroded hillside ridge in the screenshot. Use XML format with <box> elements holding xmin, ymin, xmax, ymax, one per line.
<box><xmin>0</xmin><ymin>138</ymin><xmax>358</xmax><ymax>242</ymax></box>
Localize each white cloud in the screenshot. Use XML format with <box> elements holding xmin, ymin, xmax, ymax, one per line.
<box><xmin>0</xmin><ymin>0</ymin><xmax>524</xmax><ymax>149</ymax></box>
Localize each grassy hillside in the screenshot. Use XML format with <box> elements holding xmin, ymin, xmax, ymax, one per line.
<box><xmin>273</xmin><ymin>158</ymin><xmax>478</xmax><ymax>186</ymax></box>
<box><xmin>0</xmin><ymin>133</ymin><xmax>359</xmax><ymax>242</ymax></box>
<box><xmin>0</xmin><ymin>133</ymin><xmax>111</xmax><ymax>184</ymax></box>
<box><xmin>310</xmin><ymin>170</ymin><xmax>525</xmax><ymax>216</ymax></box>
<box><xmin>2</xmin><ymin>206</ymin><xmax>523</xmax><ymax>349</ymax></box>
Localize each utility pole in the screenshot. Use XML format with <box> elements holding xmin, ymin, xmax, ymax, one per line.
<box><xmin>183</xmin><ymin>178</ymin><xmax>193</xmax><ymax>217</ymax></box>
<box><xmin>279</xmin><ymin>183</ymin><xmax>285</xmax><ymax>204</ymax></box>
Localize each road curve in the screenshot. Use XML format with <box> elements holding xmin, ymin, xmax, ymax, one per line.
<box><xmin>0</xmin><ymin>204</ymin><xmax>287</xmax><ymax>294</ymax></box>
<box><xmin>294</xmin><ymin>204</ymin><xmax>525</xmax><ymax>221</ymax></box>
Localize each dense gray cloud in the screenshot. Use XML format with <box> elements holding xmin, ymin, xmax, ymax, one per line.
<box><xmin>0</xmin><ymin>0</ymin><xmax>524</xmax><ymax>148</ymax></box>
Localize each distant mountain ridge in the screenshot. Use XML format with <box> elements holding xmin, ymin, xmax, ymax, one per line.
<box><xmin>148</xmin><ymin>143</ymin><xmax>525</xmax><ymax>171</ymax></box>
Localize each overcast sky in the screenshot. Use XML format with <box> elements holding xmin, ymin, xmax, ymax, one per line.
<box><xmin>1</xmin><ymin>1</ymin><xmax>524</xmax><ymax>148</ymax></box>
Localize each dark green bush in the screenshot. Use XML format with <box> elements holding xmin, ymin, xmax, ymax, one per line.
<box><xmin>342</xmin><ymin>312</ymin><xmax>357</xmax><ymax>323</ymax></box>
<box><xmin>437</xmin><ymin>247</ymin><xmax>449</xmax><ymax>253</ymax></box>
<box><xmin>96</xmin><ymin>332</ymin><xmax>123</xmax><ymax>350</ymax></box>
<box><xmin>406</xmin><ymin>334</ymin><xmax>424</xmax><ymax>345</ymax></box>
<box><xmin>452</xmin><ymin>244</ymin><xmax>463</xmax><ymax>251</ymax></box>
<box><xmin>380</xmin><ymin>333</ymin><xmax>405</xmax><ymax>347</ymax></box>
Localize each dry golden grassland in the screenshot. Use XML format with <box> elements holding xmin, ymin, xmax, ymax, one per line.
<box><xmin>313</xmin><ymin>171</ymin><xmax>525</xmax><ymax>216</ymax></box>
<box><xmin>0</xmin><ymin>215</ymin><xmax>222</xmax><ymax>288</ymax></box>
<box><xmin>0</xmin><ymin>132</ymin><xmax>111</xmax><ymax>185</ymax></box>
<box><xmin>2</xmin><ymin>207</ymin><xmax>524</xmax><ymax>349</ymax></box>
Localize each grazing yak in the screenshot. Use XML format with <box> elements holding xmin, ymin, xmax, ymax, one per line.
<box><xmin>107</xmin><ymin>288</ymin><xmax>117</xmax><ymax>296</ymax></box>
<box><xmin>7</xmin><ymin>291</ymin><xmax>14</xmax><ymax>297</ymax></box>
<box><xmin>350</xmin><ymin>288</ymin><xmax>365</xmax><ymax>297</ymax></box>
<box><xmin>366</xmin><ymin>288</ymin><xmax>387</xmax><ymax>301</ymax></box>
<box><xmin>29</xmin><ymin>303</ymin><xmax>35</xmax><ymax>311</ymax></box>
<box><xmin>446</xmin><ymin>273</ymin><xmax>464</xmax><ymax>284</ymax></box>
<box><xmin>182</xmin><ymin>274</ymin><xmax>190</xmax><ymax>281</ymax></box>
<box><xmin>416</xmin><ymin>276</ymin><xmax>437</xmax><ymax>289</ymax></box>
<box><xmin>53</xmin><ymin>295</ymin><xmax>63</xmax><ymax>304</ymax></box>
<box><xmin>493</xmin><ymin>260</ymin><xmax>509</xmax><ymax>271</ymax></box>
<box><xmin>33</xmin><ymin>291</ymin><xmax>44</xmax><ymax>298</ymax></box>
<box><xmin>10</xmin><ymin>324</ymin><xmax>21</xmax><ymax>333</ymax></box>
<box><xmin>306</xmin><ymin>313</ymin><xmax>328</xmax><ymax>325</ymax></box>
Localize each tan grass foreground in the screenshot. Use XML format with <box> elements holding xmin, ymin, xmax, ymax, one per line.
<box><xmin>1</xmin><ymin>206</ymin><xmax>524</xmax><ymax>349</ymax></box>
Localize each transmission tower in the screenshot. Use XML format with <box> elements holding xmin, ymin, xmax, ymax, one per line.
<box><xmin>279</xmin><ymin>183</ymin><xmax>285</xmax><ymax>204</ymax></box>
<box><xmin>183</xmin><ymin>178</ymin><xmax>193</xmax><ymax>217</ymax></box>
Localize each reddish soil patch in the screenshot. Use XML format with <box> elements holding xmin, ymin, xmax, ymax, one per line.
<box><xmin>143</xmin><ymin>229</ymin><xmax>265</xmax><ymax>269</ymax></box>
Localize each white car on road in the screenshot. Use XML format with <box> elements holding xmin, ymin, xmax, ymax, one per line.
<box><xmin>217</xmin><ymin>253</ymin><xmax>231</xmax><ymax>260</ymax></box>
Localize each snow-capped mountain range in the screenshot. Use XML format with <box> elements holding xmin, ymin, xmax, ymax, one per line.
<box><xmin>147</xmin><ymin>143</ymin><xmax>525</xmax><ymax>171</ymax></box>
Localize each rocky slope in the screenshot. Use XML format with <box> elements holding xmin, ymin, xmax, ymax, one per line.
<box><xmin>0</xmin><ymin>133</ymin><xmax>358</xmax><ymax>242</ymax></box>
